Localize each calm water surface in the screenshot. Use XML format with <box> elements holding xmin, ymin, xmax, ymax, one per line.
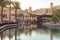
<box><xmin>0</xmin><ymin>24</ymin><xmax>60</xmax><ymax>40</ymax></box>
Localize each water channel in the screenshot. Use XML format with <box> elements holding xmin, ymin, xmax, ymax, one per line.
<box><xmin>0</xmin><ymin>24</ymin><xmax>60</xmax><ymax>40</ymax></box>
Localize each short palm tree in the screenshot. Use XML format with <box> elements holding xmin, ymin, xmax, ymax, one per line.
<box><xmin>53</xmin><ymin>9</ymin><xmax>60</xmax><ymax>17</ymax></box>
<box><xmin>28</xmin><ymin>13</ymin><xmax>34</xmax><ymax>21</ymax></box>
<box><xmin>51</xmin><ymin>9</ymin><xmax>60</xmax><ymax>23</ymax></box>
<box><xmin>13</xmin><ymin>1</ymin><xmax>20</xmax><ymax>22</ymax></box>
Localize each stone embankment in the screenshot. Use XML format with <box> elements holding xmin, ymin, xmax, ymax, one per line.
<box><xmin>43</xmin><ymin>22</ymin><xmax>60</xmax><ymax>29</ymax></box>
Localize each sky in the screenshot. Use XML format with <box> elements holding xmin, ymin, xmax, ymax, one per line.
<box><xmin>12</xmin><ymin>0</ymin><xmax>60</xmax><ymax>10</ymax></box>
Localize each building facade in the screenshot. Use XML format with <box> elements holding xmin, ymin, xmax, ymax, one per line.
<box><xmin>0</xmin><ymin>2</ymin><xmax>60</xmax><ymax>22</ymax></box>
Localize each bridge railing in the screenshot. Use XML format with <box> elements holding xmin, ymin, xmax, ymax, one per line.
<box><xmin>0</xmin><ymin>24</ymin><xmax>19</xmax><ymax>40</ymax></box>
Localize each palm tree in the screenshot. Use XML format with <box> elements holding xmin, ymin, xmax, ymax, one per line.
<box><xmin>0</xmin><ymin>0</ymin><xmax>7</xmax><ymax>22</ymax></box>
<box><xmin>13</xmin><ymin>1</ymin><xmax>20</xmax><ymax>22</ymax></box>
<box><xmin>0</xmin><ymin>0</ymin><xmax>6</xmax><ymax>22</ymax></box>
<box><xmin>0</xmin><ymin>0</ymin><xmax>11</xmax><ymax>22</ymax></box>
<box><xmin>28</xmin><ymin>13</ymin><xmax>35</xmax><ymax>21</ymax></box>
<box><xmin>8</xmin><ymin>0</ymin><xmax>12</xmax><ymax>22</ymax></box>
<box><xmin>6</xmin><ymin>0</ymin><xmax>13</xmax><ymax>22</ymax></box>
<box><xmin>28</xmin><ymin>13</ymin><xmax>32</xmax><ymax>21</ymax></box>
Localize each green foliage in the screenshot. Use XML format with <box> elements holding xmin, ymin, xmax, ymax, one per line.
<box><xmin>11</xmin><ymin>13</ymin><xmax>24</xmax><ymax>17</ymax></box>
<box><xmin>0</xmin><ymin>0</ymin><xmax>12</xmax><ymax>7</ymax></box>
<box><xmin>13</xmin><ymin>1</ymin><xmax>20</xmax><ymax>9</ymax></box>
<box><xmin>51</xmin><ymin>28</ymin><xmax>60</xmax><ymax>34</ymax></box>
<box><xmin>12</xmin><ymin>1</ymin><xmax>20</xmax><ymax>21</ymax></box>
<box><xmin>5</xmin><ymin>1</ymin><xmax>13</xmax><ymax>5</ymax></box>
<box><xmin>51</xmin><ymin>9</ymin><xmax>60</xmax><ymax>22</ymax></box>
<box><xmin>0</xmin><ymin>0</ymin><xmax>6</xmax><ymax>7</ymax></box>
<box><xmin>28</xmin><ymin>13</ymin><xmax>32</xmax><ymax>17</ymax></box>
<box><xmin>53</xmin><ymin>9</ymin><xmax>60</xmax><ymax>17</ymax></box>
<box><xmin>28</xmin><ymin>13</ymin><xmax>36</xmax><ymax>17</ymax></box>
<box><xmin>18</xmin><ymin>13</ymin><xmax>24</xmax><ymax>17</ymax></box>
<box><xmin>51</xmin><ymin>13</ymin><xmax>59</xmax><ymax>21</ymax></box>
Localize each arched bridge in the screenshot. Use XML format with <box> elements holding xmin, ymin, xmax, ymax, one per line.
<box><xmin>37</xmin><ymin>15</ymin><xmax>52</xmax><ymax>28</ymax></box>
<box><xmin>37</xmin><ymin>15</ymin><xmax>52</xmax><ymax>22</ymax></box>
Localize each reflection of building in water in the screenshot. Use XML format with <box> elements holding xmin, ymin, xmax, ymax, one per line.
<box><xmin>30</xmin><ymin>24</ymin><xmax>37</xmax><ymax>29</ymax></box>
<box><xmin>19</xmin><ymin>24</ymin><xmax>37</xmax><ymax>30</ymax></box>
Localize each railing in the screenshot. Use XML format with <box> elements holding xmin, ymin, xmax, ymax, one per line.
<box><xmin>0</xmin><ymin>24</ymin><xmax>19</xmax><ymax>40</ymax></box>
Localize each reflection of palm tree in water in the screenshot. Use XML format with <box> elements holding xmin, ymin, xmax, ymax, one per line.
<box><xmin>50</xmin><ymin>28</ymin><xmax>60</xmax><ymax>40</ymax></box>
<box><xmin>50</xmin><ymin>29</ymin><xmax>53</xmax><ymax>40</ymax></box>
<box><xmin>29</xmin><ymin>30</ymin><xmax>32</xmax><ymax>36</ymax></box>
<box><xmin>17</xmin><ymin>29</ymin><xmax>21</xmax><ymax>40</ymax></box>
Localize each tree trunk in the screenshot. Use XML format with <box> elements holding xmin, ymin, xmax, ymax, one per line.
<box><xmin>23</xmin><ymin>15</ymin><xmax>24</xmax><ymax>21</ymax></box>
<box><xmin>15</xmin><ymin>9</ymin><xmax>17</xmax><ymax>22</ymax></box>
<box><xmin>1</xmin><ymin>6</ymin><xmax>3</xmax><ymax>22</ymax></box>
<box><xmin>9</xmin><ymin>6</ymin><xmax>11</xmax><ymax>22</ymax></box>
<box><xmin>22</xmin><ymin>13</ymin><xmax>24</xmax><ymax>22</ymax></box>
<box><xmin>30</xmin><ymin>16</ymin><xmax>32</xmax><ymax>22</ymax></box>
<box><xmin>8</xmin><ymin>0</ymin><xmax>11</xmax><ymax>22</ymax></box>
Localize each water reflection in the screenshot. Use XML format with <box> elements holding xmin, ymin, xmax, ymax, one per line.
<box><xmin>0</xmin><ymin>24</ymin><xmax>60</xmax><ymax>40</ymax></box>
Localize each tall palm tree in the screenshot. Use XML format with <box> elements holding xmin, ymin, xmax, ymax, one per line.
<box><xmin>0</xmin><ymin>0</ymin><xmax>6</xmax><ymax>22</ymax></box>
<box><xmin>0</xmin><ymin>0</ymin><xmax>11</xmax><ymax>22</ymax></box>
<box><xmin>6</xmin><ymin>0</ymin><xmax>13</xmax><ymax>22</ymax></box>
<box><xmin>13</xmin><ymin>1</ymin><xmax>20</xmax><ymax>22</ymax></box>
<box><xmin>8</xmin><ymin>0</ymin><xmax>12</xmax><ymax>22</ymax></box>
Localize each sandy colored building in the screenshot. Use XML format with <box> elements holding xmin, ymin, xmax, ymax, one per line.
<box><xmin>0</xmin><ymin>2</ymin><xmax>60</xmax><ymax>22</ymax></box>
<box><xmin>28</xmin><ymin>7</ymin><xmax>32</xmax><ymax>13</ymax></box>
<box><xmin>32</xmin><ymin>2</ymin><xmax>60</xmax><ymax>15</ymax></box>
<box><xmin>32</xmin><ymin>2</ymin><xmax>53</xmax><ymax>15</ymax></box>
